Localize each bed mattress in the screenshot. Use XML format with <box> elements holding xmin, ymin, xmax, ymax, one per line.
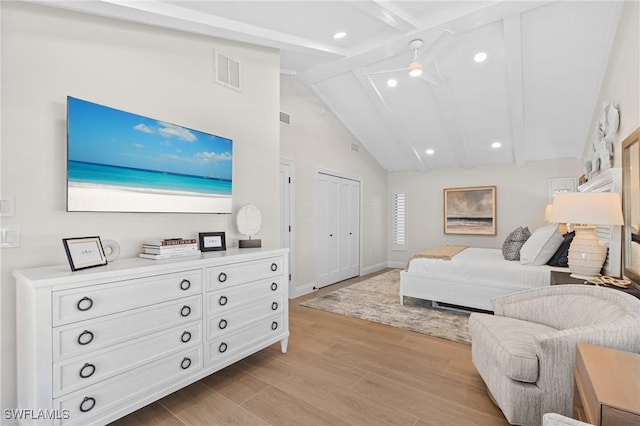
<box><xmin>406</xmin><ymin>247</ymin><xmax>567</xmax><ymax>290</ymax></box>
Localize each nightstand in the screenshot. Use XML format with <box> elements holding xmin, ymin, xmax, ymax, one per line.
<box><xmin>573</xmin><ymin>343</ymin><xmax>640</xmax><ymax>426</ymax></box>
<box><xmin>550</xmin><ymin>271</ymin><xmax>640</xmax><ymax>299</ymax></box>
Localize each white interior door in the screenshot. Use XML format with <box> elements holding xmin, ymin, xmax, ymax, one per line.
<box><xmin>316</xmin><ymin>172</ymin><xmax>360</xmax><ymax>288</ymax></box>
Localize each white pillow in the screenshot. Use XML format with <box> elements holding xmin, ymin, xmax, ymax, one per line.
<box><xmin>519</xmin><ymin>223</ymin><xmax>564</xmax><ymax>265</ymax></box>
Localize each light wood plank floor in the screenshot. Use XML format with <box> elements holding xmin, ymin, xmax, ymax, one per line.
<box><xmin>111</xmin><ymin>271</ymin><xmax>508</xmax><ymax>426</ymax></box>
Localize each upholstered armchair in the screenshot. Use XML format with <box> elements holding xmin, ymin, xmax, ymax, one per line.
<box><xmin>468</xmin><ymin>285</ymin><xmax>640</xmax><ymax>426</ymax></box>
<box><xmin>542</xmin><ymin>413</ymin><xmax>592</xmax><ymax>426</ymax></box>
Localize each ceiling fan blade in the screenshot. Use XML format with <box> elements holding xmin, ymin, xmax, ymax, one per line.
<box><xmin>362</xmin><ymin>68</ymin><xmax>409</xmax><ymax>76</ymax></box>
<box><xmin>416</xmin><ymin>29</ymin><xmax>454</xmax><ymax>63</ymax></box>
<box><xmin>417</xmin><ymin>70</ymin><xmax>445</xmax><ymax>87</ymax></box>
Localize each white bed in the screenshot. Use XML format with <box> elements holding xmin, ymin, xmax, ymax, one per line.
<box><xmin>400</xmin><ymin>247</ymin><xmax>567</xmax><ymax>311</ymax></box>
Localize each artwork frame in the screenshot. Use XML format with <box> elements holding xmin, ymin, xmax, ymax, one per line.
<box><xmin>199</xmin><ymin>232</ymin><xmax>226</xmax><ymax>252</ymax></box>
<box><xmin>548</xmin><ymin>177</ymin><xmax>577</xmax><ymax>204</ymax></box>
<box><xmin>443</xmin><ymin>186</ymin><xmax>497</xmax><ymax>235</ymax></box>
<box><xmin>62</xmin><ymin>236</ymin><xmax>108</xmax><ymax>271</ymax></box>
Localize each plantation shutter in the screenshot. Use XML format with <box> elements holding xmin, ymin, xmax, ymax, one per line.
<box><xmin>392</xmin><ymin>190</ymin><xmax>407</xmax><ymax>251</ymax></box>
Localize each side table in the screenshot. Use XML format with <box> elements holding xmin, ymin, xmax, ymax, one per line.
<box><xmin>573</xmin><ymin>343</ymin><xmax>640</xmax><ymax>425</ymax></box>
<box><xmin>550</xmin><ymin>271</ymin><xmax>640</xmax><ymax>299</ymax></box>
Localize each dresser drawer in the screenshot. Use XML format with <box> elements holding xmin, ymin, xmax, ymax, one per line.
<box><xmin>53</xmin><ymin>321</ymin><xmax>201</xmax><ymax>397</ymax></box>
<box><xmin>207</xmin><ymin>295</ymin><xmax>283</xmax><ymax>339</ymax></box>
<box><xmin>206</xmin><ymin>277</ymin><xmax>283</xmax><ymax>315</ymax></box>
<box><xmin>205</xmin><ymin>256</ymin><xmax>283</xmax><ymax>291</ymax></box>
<box><xmin>54</xmin><ymin>346</ymin><xmax>202</xmax><ymax>425</ymax></box>
<box><xmin>206</xmin><ymin>313</ymin><xmax>284</xmax><ymax>365</ymax></box>
<box><xmin>53</xmin><ymin>295</ymin><xmax>202</xmax><ymax>362</ymax></box>
<box><xmin>52</xmin><ymin>270</ymin><xmax>202</xmax><ymax>326</ymax></box>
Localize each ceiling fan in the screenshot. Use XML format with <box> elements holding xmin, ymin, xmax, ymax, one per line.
<box><xmin>364</xmin><ymin>30</ymin><xmax>454</xmax><ymax>86</ymax></box>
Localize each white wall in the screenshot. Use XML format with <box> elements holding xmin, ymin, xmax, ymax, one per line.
<box><xmin>583</xmin><ymin>0</ymin><xmax>639</xmax><ymax>170</ymax></box>
<box><xmin>280</xmin><ymin>76</ymin><xmax>388</xmax><ymax>296</ymax></box>
<box><xmin>388</xmin><ymin>158</ymin><xmax>581</xmax><ymax>266</ymax></box>
<box><xmin>1</xmin><ymin>2</ymin><xmax>280</xmax><ymax>414</ymax></box>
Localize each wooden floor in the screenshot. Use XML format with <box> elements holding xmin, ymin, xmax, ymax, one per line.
<box><xmin>111</xmin><ymin>272</ymin><xmax>509</xmax><ymax>426</ymax></box>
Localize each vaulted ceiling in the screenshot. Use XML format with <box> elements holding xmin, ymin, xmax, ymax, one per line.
<box><xmin>35</xmin><ymin>1</ymin><xmax>625</xmax><ymax>171</ymax></box>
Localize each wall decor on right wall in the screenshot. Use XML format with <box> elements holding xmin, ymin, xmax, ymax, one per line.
<box><xmin>585</xmin><ymin>102</ymin><xmax>620</xmax><ymax>178</ymax></box>
<box><xmin>443</xmin><ymin>186</ymin><xmax>496</xmax><ymax>236</ymax></box>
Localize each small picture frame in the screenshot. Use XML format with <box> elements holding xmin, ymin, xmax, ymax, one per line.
<box><xmin>62</xmin><ymin>236</ymin><xmax>108</xmax><ymax>271</ymax></box>
<box><xmin>199</xmin><ymin>232</ymin><xmax>226</xmax><ymax>252</ymax></box>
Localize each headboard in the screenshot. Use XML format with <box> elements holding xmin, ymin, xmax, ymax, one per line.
<box><xmin>578</xmin><ymin>168</ymin><xmax>622</xmax><ymax>276</ymax></box>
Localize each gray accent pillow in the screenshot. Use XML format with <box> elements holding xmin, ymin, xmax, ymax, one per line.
<box><xmin>502</xmin><ymin>226</ymin><xmax>531</xmax><ymax>261</ymax></box>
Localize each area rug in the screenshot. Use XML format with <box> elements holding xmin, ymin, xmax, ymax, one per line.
<box><xmin>300</xmin><ymin>269</ymin><xmax>471</xmax><ymax>344</ymax></box>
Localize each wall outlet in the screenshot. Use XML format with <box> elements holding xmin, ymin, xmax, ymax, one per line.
<box><xmin>1</xmin><ymin>226</ymin><xmax>21</xmax><ymax>248</ymax></box>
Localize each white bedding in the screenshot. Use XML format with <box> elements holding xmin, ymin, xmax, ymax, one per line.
<box><xmin>407</xmin><ymin>247</ymin><xmax>566</xmax><ymax>290</ymax></box>
<box><xmin>401</xmin><ymin>247</ymin><xmax>568</xmax><ymax>311</ymax></box>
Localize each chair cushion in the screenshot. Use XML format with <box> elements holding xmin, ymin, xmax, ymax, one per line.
<box><xmin>469</xmin><ymin>313</ymin><xmax>557</xmax><ymax>383</ymax></box>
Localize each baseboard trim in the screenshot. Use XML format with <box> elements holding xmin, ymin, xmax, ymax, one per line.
<box><xmin>360</xmin><ymin>262</ymin><xmax>388</xmax><ymax>276</ymax></box>
<box><xmin>290</xmin><ymin>281</ymin><xmax>317</xmax><ymax>299</ymax></box>
<box><xmin>387</xmin><ymin>261</ymin><xmax>406</xmax><ymax>269</ymax></box>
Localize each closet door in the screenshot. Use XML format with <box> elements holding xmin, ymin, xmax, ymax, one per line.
<box><xmin>316</xmin><ymin>173</ymin><xmax>360</xmax><ymax>288</ymax></box>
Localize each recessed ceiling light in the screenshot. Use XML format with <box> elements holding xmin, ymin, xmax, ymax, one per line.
<box><xmin>474</xmin><ymin>52</ymin><xmax>488</xmax><ymax>63</ymax></box>
<box><xmin>387</xmin><ymin>79</ymin><xmax>398</xmax><ymax>88</ymax></box>
<box><xmin>491</xmin><ymin>141</ymin><xmax>502</xmax><ymax>149</ymax></box>
<box><xmin>425</xmin><ymin>148</ymin><xmax>435</xmax><ymax>155</ymax></box>
<box><xmin>333</xmin><ymin>32</ymin><xmax>346</xmax><ymax>39</ymax></box>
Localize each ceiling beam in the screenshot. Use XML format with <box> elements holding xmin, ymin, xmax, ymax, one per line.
<box><xmin>346</xmin><ymin>1</ymin><xmax>419</xmax><ymax>32</ymax></box>
<box><xmin>429</xmin><ymin>83</ymin><xmax>473</xmax><ymax>169</ymax></box>
<box><xmin>352</xmin><ymin>69</ymin><xmax>427</xmax><ymax>171</ymax></box>
<box><xmin>503</xmin><ymin>14</ymin><xmax>526</xmax><ymax>165</ymax></box>
<box><xmin>32</xmin><ymin>0</ymin><xmax>349</xmax><ymax>59</ymax></box>
<box><xmin>297</xmin><ymin>1</ymin><xmax>553</xmax><ymax>85</ymax></box>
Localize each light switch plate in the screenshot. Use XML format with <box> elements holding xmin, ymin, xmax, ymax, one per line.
<box><xmin>0</xmin><ymin>196</ymin><xmax>15</xmax><ymax>217</ymax></box>
<box><xmin>1</xmin><ymin>227</ymin><xmax>20</xmax><ymax>248</ymax></box>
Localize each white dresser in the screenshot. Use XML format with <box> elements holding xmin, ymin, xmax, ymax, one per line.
<box><xmin>14</xmin><ymin>248</ymin><xmax>289</xmax><ymax>425</ymax></box>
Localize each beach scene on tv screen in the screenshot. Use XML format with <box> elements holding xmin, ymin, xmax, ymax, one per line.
<box><xmin>67</xmin><ymin>97</ymin><xmax>233</xmax><ymax>213</ymax></box>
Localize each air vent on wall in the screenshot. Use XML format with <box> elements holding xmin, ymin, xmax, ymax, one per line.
<box><xmin>280</xmin><ymin>111</ymin><xmax>291</xmax><ymax>125</ymax></box>
<box><xmin>214</xmin><ymin>49</ymin><xmax>241</xmax><ymax>91</ymax></box>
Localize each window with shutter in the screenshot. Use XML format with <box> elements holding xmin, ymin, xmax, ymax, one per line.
<box><xmin>392</xmin><ymin>190</ymin><xmax>407</xmax><ymax>251</ymax></box>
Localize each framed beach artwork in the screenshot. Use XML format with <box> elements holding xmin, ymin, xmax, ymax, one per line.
<box><xmin>66</xmin><ymin>97</ymin><xmax>233</xmax><ymax>213</ymax></box>
<box><xmin>443</xmin><ymin>186</ymin><xmax>497</xmax><ymax>235</ymax></box>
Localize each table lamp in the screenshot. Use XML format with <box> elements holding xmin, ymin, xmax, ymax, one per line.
<box><xmin>550</xmin><ymin>192</ymin><xmax>623</xmax><ymax>278</ymax></box>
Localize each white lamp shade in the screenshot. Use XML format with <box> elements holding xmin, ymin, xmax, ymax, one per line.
<box><xmin>544</xmin><ymin>204</ymin><xmax>553</xmax><ymax>222</ymax></box>
<box><xmin>550</xmin><ymin>192</ymin><xmax>623</xmax><ymax>225</ymax></box>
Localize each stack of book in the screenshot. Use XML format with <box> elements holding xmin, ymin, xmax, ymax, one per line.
<box><xmin>139</xmin><ymin>238</ymin><xmax>201</xmax><ymax>260</ymax></box>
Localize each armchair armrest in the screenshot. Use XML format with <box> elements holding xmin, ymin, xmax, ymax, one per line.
<box><xmin>534</xmin><ymin>319</ymin><xmax>640</xmax><ymax>417</ymax></box>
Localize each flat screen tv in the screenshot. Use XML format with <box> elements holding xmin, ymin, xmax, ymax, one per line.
<box><xmin>67</xmin><ymin>97</ymin><xmax>232</xmax><ymax>213</ymax></box>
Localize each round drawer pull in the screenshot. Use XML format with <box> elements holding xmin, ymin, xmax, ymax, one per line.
<box><xmin>180</xmin><ymin>305</ymin><xmax>191</xmax><ymax>317</ymax></box>
<box><xmin>270</xmin><ymin>282</ymin><xmax>278</xmax><ymax>291</ymax></box>
<box><xmin>181</xmin><ymin>331</ymin><xmax>192</xmax><ymax>343</ymax></box>
<box><xmin>76</xmin><ymin>297</ymin><xmax>93</xmax><ymax>312</ymax></box>
<box><xmin>77</xmin><ymin>330</ymin><xmax>94</xmax><ymax>346</ymax></box>
<box><xmin>218</xmin><ymin>295</ymin><xmax>228</xmax><ymax>306</ymax></box>
<box><xmin>180</xmin><ymin>357</ymin><xmax>192</xmax><ymax>370</ymax></box>
<box><xmin>271</xmin><ymin>302</ymin><xmax>278</xmax><ymax>311</ymax></box>
<box><xmin>79</xmin><ymin>363</ymin><xmax>96</xmax><ymax>379</ymax></box>
<box><xmin>270</xmin><ymin>263</ymin><xmax>278</xmax><ymax>272</ymax></box>
<box><xmin>271</xmin><ymin>321</ymin><xmax>278</xmax><ymax>331</ymax></box>
<box><xmin>218</xmin><ymin>272</ymin><xmax>227</xmax><ymax>283</ymax></box>
<box><xmin>179</xmin><ymin>279</ymin><xmax>191</xmax><ymax>291</ymax></box>
<box><xmin>218</xmin><ymin>319</ymin><xmax>228</xmax><ymax>330</ymax></box>
<box><xmin>79</xmin><ymin>396</ymin><xmax>96</xmax><ymax>413</ymax></box>
<box><xmin>218</xmin><ymin>342</ymin><xmax>228</xmax><ymax>353</ymax></box>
